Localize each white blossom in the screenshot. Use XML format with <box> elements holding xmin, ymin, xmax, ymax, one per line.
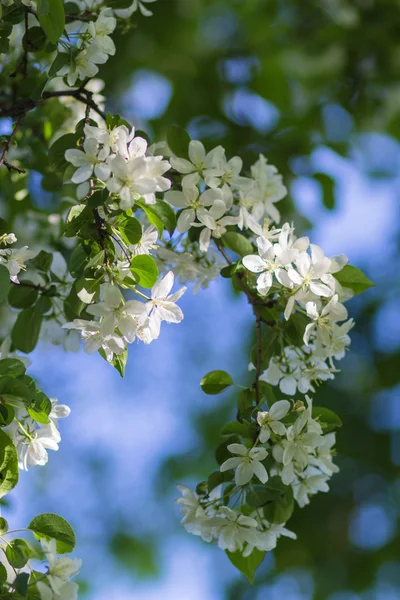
<box><xmin>65</xmin><ymin>138</ymin><xmax>111</xmax><ymax>184</ymax></box>
<box><xmin>0</xmin><ymin>246</ymin><xmax>36</xmax><ymax>283</ymax></box>
<box><xmin>220</xmin><ymin>443</ymin><xmax>268</xmax><ymax>485</ymax></box>
<box><xmin>166</xmin><ymin>184</ymin><xmax>221</xmax><ymax>233</ymax></box>
<box><xmin>257</xmin><ymin>400</ymin><xmax>291</xmax><ymax>442</ymax></box>
<box><xmin>10</xmin><ymin>420</ymin><xmax>61</xmax><ymax>471</ymax></box>
<box><xmin>214</xmin><ymin>507</ymin><xmax>261</xmax><ymax>553</ymax></box>
<box><xmin>146</xmin><ymin>271</ymin><xmax>186</xmax><ymax>340</ymax></box>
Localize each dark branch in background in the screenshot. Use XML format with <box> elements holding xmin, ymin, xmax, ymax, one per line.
<box><xmin>0</xmin><ymin>89</ymin><xmax>106</xmax><ymax>121</ymax></box>
<box><xmin>0</xmin><ymin>115</ymin><xmax>26</xmax><ymax>174</ymax></box>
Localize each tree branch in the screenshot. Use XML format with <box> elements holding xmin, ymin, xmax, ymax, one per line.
<box><xmin>0</xmin><ymin>115</ymin><xmax>26</xmax><ymax>174</ymax></box>
<box><xmin>215</xmin><ymin>239</ymin><xmax>273</xmax><ymax>405</ymax></box>
<box><xmin>0</xmin><ymin>89</ymin><xmax>106</xmax><ymax>120</ymax></box>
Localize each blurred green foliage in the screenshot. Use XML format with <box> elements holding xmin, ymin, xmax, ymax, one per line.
<box><xmin>1</xmin><ymin>0</ymin><xmax>399</xmax><ymax>597</ymax></box>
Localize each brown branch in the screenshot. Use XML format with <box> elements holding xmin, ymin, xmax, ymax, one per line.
<box><xmin>215</xmin><ymin>239</ymin><xmax>272</xmax><ymax>406</ymax></box>
<box><xmin>0</xmin><ymin>115</ymin><xmax>25</xmax><ymax>173</ymax></box>
<box><xmin>0</xmin><ymin>89</ymin><xmax>106</xmax><ymax>120</ymax></box>
<box><xmin>12</xmin><ymin>280</ymin><xmax>47</xmax><ymax>293</ymax></box>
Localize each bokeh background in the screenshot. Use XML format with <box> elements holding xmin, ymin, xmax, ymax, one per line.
<box><xmin>4</xmin><ymin>0</ymin><xmax>400</xmax><ymax>598</ymax></box>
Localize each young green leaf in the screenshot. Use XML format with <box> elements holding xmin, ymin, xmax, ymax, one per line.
<box><xmin>333</xmin><ymin>265</ymin><xmax>375</xmax><ymax>295</ymax></box>
<box><xmin>11</xmin><ymin>308</ymin><xmax>43</xmax><ymax>353</ymax></box>
<box><xmin>0</xmin><ymin>265</ymin><xmax>10</xmax><ymax>304</ymax></box>
<box><xmin>200</xmin><ymin>370</ymin><xmax>234</xmax><ymax>394</ymax></box>
<box><xmin>5</xmin><ymin>539</ymin><xmax>31</xmax><ymax>569</ymax></box>
<box><xmin>0</xmin><ymin>358</ymin><xmax>26</xmax><ymax>378</ymax></box>
<box><xmin>37</xmin><ymin>0</ymin><xmax>65</xmax><ymax>43</ymax></box>
<box><xmin>0</xmin><ymin>429</ymin><xmax>19</xmax><ymax>498</ymax></box>
<box><xmin>136</xmin><ymin>200</ymin><xmax>164</xmax><ymax>236</ymax></box>
<box><xmin>148</xmin><ymin>199</ymin><xmax>176</xmax><ymax>236</ymax></box>
<box><xmin>312</xmin><ymin>406</ymin><xmax>343</xmax><ymax>433</ymax></box>
<box><xmin>8</xmin><ymin>281</ymin><xmax>38</xmax><ymax>308</ymax></box>
<box><xmin>76</xmin><ymin>278</ymin><xmax>100</xmax><ymax>304</ymax></box>
<box><xmin>221</xmin><ymin>232</ymin><xmax>254</xmax><ymax>257</ymax></box>
<box><xmin>226</xmin><ymin>548</ymin><xmax>265</xmax><ymax>583</ymax></box>
<box><xmin>28</xmin><ymin>513</ymin><xmax>76</xmax><ymax>554</ymax></box>
<box><xmin>130</xmin><ymin>255</ymin><xmax>159</xmax><ymax>288</ymax></box>
<box><xmin>118</xmin><ymin>216</ymin><xmax>142</xmax><ymax>245</ymax></box>
<box><xmin>208</xmin><ymin>470</ymin><xmax>234</xmax><ymax>493</ymax></box>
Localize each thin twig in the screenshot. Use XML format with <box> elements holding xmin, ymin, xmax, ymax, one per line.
<box><xmin>0</xmin><ymin>115</ymin><xmax>25</xmax><ymax>173</ymax></box>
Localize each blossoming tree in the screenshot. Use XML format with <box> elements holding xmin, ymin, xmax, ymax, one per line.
<box><xmin>0</xmin><ymin>0</ymin><xmax>375</xmax><ymax>596</ymax></box>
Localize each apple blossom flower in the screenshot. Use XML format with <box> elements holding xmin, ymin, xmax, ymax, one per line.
<box><xmin>166</xmin><ymin>183</ymin><xmax>221</xmax><ymax>233</ymax></box>
<box><xmin>65</xmin><ymin>139</ymin><xmax>111</xmax><ymax>184</ymax></box>
<box><xmin>146</xmin><ymin>271</ymin><xmax>186</xmax><ymax>340</ymax></box>
<box><xmin>220</xmin><ymin>443</ymin><xmax>268</xmax><ymax>485</ymax></box>
<box><xmin>257</xmin><ymin>400</ymin><xmax>291</xmax><ymax>442</ymax></box>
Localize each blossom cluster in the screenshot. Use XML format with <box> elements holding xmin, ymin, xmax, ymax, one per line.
<box><xmin>8</xmin><ymin>398</ymin><xmax>70</xmax><ymax>471</ymax></box>
<box><xmin>242</xmin><ymin>223</ymin><xmax>354</xmax><ymax>395</ymax></box>
<box><xmin>0</xmin><ymin>232</ymin><xmax>36</xmax><ymax>283</ymax></box>
<box><xmin>64</xmin><ymin>273</ymin><xmax>186</xmax><ymax>361</ymax></box>
<box><xmin>0</xmin><ymin>537</ymin><xmax>81</xmax><ymax>600</ymax></box>
<box><xmin>176</xmin><ymin>396</ymin><xmax>338</xmax><ymax>557</ymax></box>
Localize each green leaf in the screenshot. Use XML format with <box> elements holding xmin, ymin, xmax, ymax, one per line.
<box><xmin>200</xmin><ymin>370</ymin><xmax>233</xmax><ymax>395</ymax></box>
<box><xmin>221</xmin><ymin>420</ymin><xmax>256</xmax><ymax>438</ymax></box>
<box><xmin>221</xmin><ymin>232</ymin><xmax>254</xmax><ymax>257</ymax></box>
<box><xmin>99</xmin><ymin>347</ymin><xmax>128</xmax><ymax>378</ymax></box>
<box><xmin>37</xmin><ymin>0</ymin><xmax>65</xmax><ymax>43</ymax></box>
<box><xmin>68</xmin><ymin>244</ymin><xmax>90</xmax><ymax>278</ymax></box>
<box><xmin>136</xmin><ymin>200</ymin><xmax>164</xmax><ymax>236</ymax></box>
<box><xmin>166</xmin><ymin>124</ymin><xmax>191</xmax><ymax>159</ymax></box>
<box><xmin>208</xmin><ymin>470</ymin><xmax>234</xmax><ymax>493</ymax></box>
<box><xmin>8</xmin><ymin>282</ymin><xmax>38</xmax><ymax>309</ymax></box>
<box><xmin>263</xmin><ymin>486</ymin><xmax>294</xmax><ymax>524</ymax></box>
<box><xmin>312</xmin><ymin>406</ymin><xmax>343</xmax><ymax>433</ymax></box>
<box><xmin>215</xmin><ymin>435</ymin><xmax>240</xmax><ymax>466</ymax></box>
<box><xmin>0</xmin><ymin>430</ymin><xmax>18</xmax><ymax>498</ymax></box>
<box><xmin>76</xmin><ymin>278</ymin><xmax>100</xmax><ymax>304</ymax></box>
<box><xmin>28</xmin><ymin>391</ymin><xmax>52</xmax><ymax>425</ymax></box>
<box><xmin>84</xmin><ymin>250</ymin><xmax>106</xmax><ymax>277</ymax></box>
<box><xmin>28</xmin><ymin>513</ymin><xmax>76</xmax><ymax>554</ymax></box>
<box><xmin>13</xmin><ymin>572</ymin><xmax>29</xmax><ymax>595</ymax></box>
<box><xmin>333</xmin><ymin>265</ymin><xmax>375</xmax><ymax>295</ymax></box>
<box><xmin>49</xmin><ymin>51</ymin><xmax>70</xmax><ymax>77</ymax></box>
<box><xmin>0</xmin><ymin>562</ymin><xmax>7</xmax><ymax>586</ymax></box>
<box><xmin>0</xmin><ymin>265</ymin><xmax>10</xmax><ymax>304</ymax></box>
<box><xmin>149</xmin><ymin>199</ymin><xmax>176</xmax><ymax>236</ymax></box>
<box><xmin>49</xmin><ymin>133</ymin><xmax>78</xmax><ymax>172</ymax></box>
<box><xmin>0</xmin><ymin>405</ymin><xmax>15</xmax><ymax>427</ymax></box>
<box><xmin>6</xmin><ymin>539</ymin><xmax>30</xmax><ymax>569</ymax></box>
<box><xmin>11</xmin><ymin>308</ymin><xmax>43</xmax><ymax>353</ymax></box>
<box><xmin>24</xmin><ymin>26</ymin><xmax>47</xmax><ymax>52</ymax></box>
<box><xmin>0</xmin><ymin>377</ymin><xmax>32</xmax><ymax>402</ymax></box>
<box><xmin>0</xmin><ymin>359</ymin><xmax>26</xmax><ymax>378</ymax></box>
<box><xmin>65</xmin><ymin>204</ymin><xmax>93</xmax><ymax>238</ymax></box>
<box><xmin>226</xmin><ymin>548</ymin><xmax>265</xmax><ymax>583</ymax></box>
<box><xmin>30</xmin><ymin>250</ymin><xmax>53</xmax><ymax>273</ymax></box>
<box><xmin>220</xmin><ymin>263</ymin><xmax>239</xmax><ymax>279</ymax></box>
<box><xmin>34</xmin><ymin>296</ymin><xmax>53</xmax><ymax>315</ymax></box>
<box><xmin>238</xmin><ymin>389</ymin><xmax>256</xmax><ymax>419</ymax></box>
<box><xmin>0</xmin><ymin>518</ymin><xmax>8</xmax><ymax>535</ymax></box>
<box><xmin>247</xmin><ymin>477</ymin><xmax>288</xmax><ymax>507</ymax></box>
<box><xmin>117</xmin><ymin>216</ymin><xmax>142</xmax><ymax>245</ymax></box>
<box><xmin>314</xmin><ymin>172</ymin><xmax>335</xmax><ymax>210</ymax></box>
<box><xmin>130</xmin><ymin>255</ymin><xmax>159</xmax><ymax>288</ymax></box>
